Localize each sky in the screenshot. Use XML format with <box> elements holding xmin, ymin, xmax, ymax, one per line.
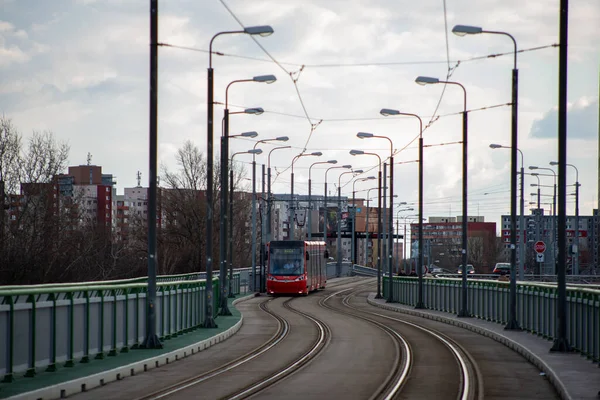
<box><xmin>1</xmin><ymin>0</ymin><xmax>599</xmax><ymax>232</ymax></box>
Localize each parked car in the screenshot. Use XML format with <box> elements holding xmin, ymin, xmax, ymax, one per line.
<box><xmin>457</xmin><ymin>264</ymin><xmax>475</xmax><ymax>275</ymax></box>
<box><xmin>493</xmin><ymin>262</ymin><xmax>511</xmax><ymax>275</ymax></box>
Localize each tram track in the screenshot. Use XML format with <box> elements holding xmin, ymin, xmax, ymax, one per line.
<box><xmin>134</xmin><ymin>297</ymin><xmax>289</xmax><ymax>400</ymax></box>
<box><xmin>340</xmin><ymin>286</ymin><xmax>483</xmax><ymax>400</ymax></box>
<box><xmin>223</xmin><ymin>298</ymin><xmax>331</xmax><ymax>400</ymax></box>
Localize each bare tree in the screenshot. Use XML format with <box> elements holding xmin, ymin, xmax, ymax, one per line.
<box><xmin>0</xmin><ymin>116</ymin><xmax>22</xmax><ymax>194</ymax></box>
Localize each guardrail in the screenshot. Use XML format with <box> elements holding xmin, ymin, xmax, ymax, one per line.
<box><xmin>351</xmin><ymin>264</ymin><xmax>378</xmax><ymax>277</ymax></box>
<box><xmin>383</xmin><ymin>276</ymin><xmax>600</xmax><ymax>364</ymax></box>
<box><xmin>0</xmin><ymin>273</ymin><xmax>244</xmax><ymax>383</ymax></box>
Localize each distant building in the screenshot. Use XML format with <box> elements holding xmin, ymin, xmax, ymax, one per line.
<box><xmin>410</xmin><ymin>216</ymin><xmax>497</xmax><ymax>273</ymax></box>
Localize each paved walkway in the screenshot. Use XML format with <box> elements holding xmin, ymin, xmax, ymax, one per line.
<box><xmin>368</xmin><ymin>295</ymin><xmax>600</xmax><ymax>400</ymax></box>
<box><xmin>0</xmin><ymin>295</ymin><xmax>252</xmax><ymax>400</ymax></box>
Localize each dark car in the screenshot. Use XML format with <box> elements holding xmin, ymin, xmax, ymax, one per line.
<box><xmin>493</xmin><ymin>262</ymin><xmax>511</xmax><ymax>275</ymax></box>
<box><xmin>457</xmin><ymin>264</ymin><xmax>475</xmax><ymax>275</ymax></box>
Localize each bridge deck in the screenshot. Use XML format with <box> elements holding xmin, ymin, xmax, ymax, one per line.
<box><xmin>368</xmin><ymin>295</ymin><xmax>599</xmax><ymax>400</ymax></box>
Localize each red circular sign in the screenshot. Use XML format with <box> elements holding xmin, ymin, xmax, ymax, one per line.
<box><xmin>534</xmin><ymin>241</ymin><xmax>546</xmax><ymax>254</ymax></box>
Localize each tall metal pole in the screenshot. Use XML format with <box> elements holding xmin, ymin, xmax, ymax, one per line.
<box><xmin>365</xmin><ymin>197</ymin><xmax>370</xmax><ymax>266</ymax></box>
<box><xmin>388</xmin><ymin>156</ymin><xmax>394</xmax><ymax>301</ymax></box>
<box><xmin>519</xmin><ymin>165</ymin><xmax>525</xmax><ymax>279</ymax></box>
<box><xmin>551</xmin><ymin>0</ymin><xmax>570</xmax><ymax>352</ymax></box>
<box><xmin>505</xmin><ymin>45</ymin><xmax>521</xmax><ymax>329</ymax></box>
<box><xmin>290</xmin><ymin>171</ymin><xmax>295</xmax><ymax>240</ymax></box>
<box><xmin>251</xmin><ymin>160</ymin><xmax>257</xmax><ymax>292</ymax></box>
<box><xmin>553</xmin><ymin>180</ymin><xmax>557</xmax><ymax>274</ymax></box>
<box><xmin>376</xmin><ymin>170</ymin><xmax>383</xmax><ymax>298</ymax></box>
<box><xmin>382</xmin><ymin>163</ymin><xmax>387</xmax><ymax>290</ymax></box>
<box><xmin>458</xmin><ymin>108</ymin><xmax>469</xmax><ymax>318</ymax></box>
<box><xmin>218</xmin><ymin>108</ymin><xmax>232</xmax><ymax>315</ymax></box>
<box><xmin>141</xmin><ymin>0</ymin><xmax>162</xmax><ymax>348</ymax></box>
<box><xmin>352</xmin><ymin>189</ymin><xmax>356</xmax><ymax>264</ymax></box>
<box><xmin>416</xmin><ymin>136</ymin><xmax>425</xmax><ymax>308</ymax></box>
<box><xmin>337</xmin><ymin>185</ymin><xmax>342</xmax><ymax>277</ymax></box>
<box><xmin>308</xmin><ymin>178</ymin><xmax>312</xmax><ymax>240</ymax></box>
<box><xmin>379</xmin><ymin>162</ymin><xmax>389</xmax><ymax>288</ymax></box>
<box><xmin>229</xmin><ymin>168</ymin><xmax>234</xmax><ymax>297</ymax></box>
<box><xmin>267</xmin><ymin>166</ymin><xmax>272</xmax><ymax>242</ymax></box>
<box><xmin>574</xmin><ymin>178</ymin><xmax>579</xmax><ymax>275</ymax></box>
<box><xmin>395</xmin><ymin>217</ymin><xmax>399</xmax><ymax>274</ymax></box>
<box><xmin>261</xmin><ymin>164</ymin><xmax>266</xmax><ymax>292</ymax></box>
<box><xmin>324</xmin><ymin>181</ymin><xmax>328</xmax><ymax>248</ymax></box>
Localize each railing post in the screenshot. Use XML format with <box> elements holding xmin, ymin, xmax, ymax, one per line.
<box><xmin>108</xmin><ymin>289</ymin><xmax>118</xmax><ymax>356</ymax></box>
<box><xmin>81</xmin><ymin>291</ymin><xmax>91</xmax><ymax>362</ymax></box>
<box><xmin>122</xmin><ymin>288</ymin><xmax>130</xmax><ymax>353</ymax></box>
<box><xmin>65</xmin><ymin>292</ymin><xmax>75</xmax><ymax>366</ymax></box>
<box><xmin>95</xmin><ymin>289</ymin><xmax>105</xmax><ymax>360</ymax></box>
<box><xmin>46</xmin><ymin>293</ymin><xmax>57</xmax><ymax>372</ymax></box>
<box><xmin>131</xmin><ymin>290</ymin><xmax>140</xmax><ymax>349</ymax></box>
<box><xmin>24</xmin><ymin>294</ymin><xmax>37</xmax><ymax>377</ymax></box>
<box><xmin>2</xmin><ymin>295</ymin><xmax>15</xmax><ymax>383</ymax></box>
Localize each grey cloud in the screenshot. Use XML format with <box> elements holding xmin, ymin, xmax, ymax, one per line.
<box><xmin>530</xmin><ymin>98</ymin><xmax>598</xmax><ymax>139</ymax></box>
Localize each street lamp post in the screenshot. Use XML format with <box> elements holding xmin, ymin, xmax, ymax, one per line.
<box><xmin>365</xmin><ymin>187</ymin><xmax>380</xmax><ymax>267</ymax></box>
<box><xmin>267</xmin><ymin>146</ymin><xmax>291</xmax><ymax>245</ymax></box>
<box><xmin>291</xmin><ymin>152</ymin><xmax>323</xmax><ymax>240</ymax></box>
<box><xmin>205</xmin><ymin>24</ymin><xmax>273</xmax><ymax>328</ymax></box>
<box><xmin>230</xmin><ymin>148</ymin><xmax>262</xmax><ymax>295</ymax></box>
<box><xmin>309</xmin><ymin>160</ymin><xmax>338</xmax><ymax>240</ymax></box>
<box><xmin>324</xmin><ymin>165</ymin><xmax>352</xmax><ymax>256</ymax></box>
<box><xmin>226</xmin><ymin>131</ymin><xmax>259</xmax><ymax>298</ymax></box>
<box><xmin>251</xmin><ymin>137</ymin><xmax>288</xmax><ymax>292</ymax></box>
<box><xmin>380</xmin><ymin>109</ymin><xmax>425</xmax><ymax>307</ymax></box>
<box><xmin>220</xmin><ymin>77</ymin><xmax>274</xmax><ymax>314</ymax></box>
<box><xmin>551</xmin><ymin>161</ymin><xmax>579</xmax><ymax>275</ymax></box>
<box><xmin>352</xmin><ymin>176</ymin><xmax>376</xmax><ymax>264</ymax></box>
<box><xmin>490</xmin><ymin>144</ymin><xmax>525</xmax><ymax>281</ymax></box>
<box><xmin>350</xmin><ymin>149</ymin><xmax>383</xmax><ymax>298</ymax></box>
<box><xmin>454</xmin><ymin>24</ymin><xmax>519</xmax><ymax>328</ymax></box>
<box><xmin>490</xmin><ymin>144</ymin><xmax>524</xmax><ymax>330</ymax></box>
<box><xmin>338</xmin><ymin>170</ymin><xmax>359</xmax><ymax>276</ymax></box>
<box><xmin>529</xmin><ymin>166</ymin><xmax>557</xmax><ymax>275</ymax></box>
<box><xmin>357</xmin><ymin>132</ymin><xmax>396</xmax><ymax>302</ymax></box>
<box><xmin>142</xmin><ymin>0</ymin><xmax>161</xmax><ymax>348</ymax></box>
<box><xmin>416</xmin><ymin>76</ymin><xmax>470</xmax><ymax>317</ymax></box>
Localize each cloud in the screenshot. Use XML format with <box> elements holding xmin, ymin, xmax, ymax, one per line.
<box><xmin>530</xmin><ymin>97</ymin><xmax>598</xmax><ymax>139</ymax></box>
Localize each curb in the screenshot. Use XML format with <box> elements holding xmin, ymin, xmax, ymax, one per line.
<box><xmin>366</xmin><ymin>297</ymin><xmax>571</xmax><ymax>400</ymax></box>
<box><xmin>7</xmin><ymin>294</ymin><xmax>255</xmax><ymax>400</ymax></box>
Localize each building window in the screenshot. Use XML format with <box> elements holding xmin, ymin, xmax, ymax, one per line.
<box><xmin>106</xmin><ymin>187</ymin><xmax>110</xmax><ymax>192</ymax></box>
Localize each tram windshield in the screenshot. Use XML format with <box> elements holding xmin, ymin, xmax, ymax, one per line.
<box><xmin>269</xmin><ymin>247</ymin><xmax>304</xmax><ymax>276</ymax></box>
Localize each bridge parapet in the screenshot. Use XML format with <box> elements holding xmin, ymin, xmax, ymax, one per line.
<box><xmin>0</xmin><ymin>273</ymin><xmax>243</xmax><ymax>383</ymax></box>
<box><xmin>384</xmin><ymin>276</ymin><xmax>600</xmax><ymax>365</ymax></box>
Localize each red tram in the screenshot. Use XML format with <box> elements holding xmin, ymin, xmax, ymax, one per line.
<box><xmin>266</xmin><ymin>240</ymin><xmax>328</xmax><ymax>295</ymax></box>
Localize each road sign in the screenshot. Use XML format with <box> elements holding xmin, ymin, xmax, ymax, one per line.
<box><xmin>534</xmin><ymin>241</ymin><xmax>546</xmax><ymax>254</ymax></box>
<box><xmin>536</xmin><ymin>253</ymin><xmax>545</xmax><ymax>262</ymax></box>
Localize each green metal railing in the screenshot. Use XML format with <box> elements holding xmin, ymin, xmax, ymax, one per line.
<box><xmin>0</xmin><ymin>273</ymin><xmax>243</xmax><ymax>383</ymax></box>
<box><xmin>383</xmin><ymin>276</ymin><xmax>600</xmax><ymax>364</ymax></box>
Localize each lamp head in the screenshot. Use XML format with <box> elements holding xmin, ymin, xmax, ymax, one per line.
<box><xmin>244</xmin><ymin>25</ymin><xmax>274</xmax><ymax>37</ymax></box>
<box><xmin>276</xmin><ymin>136</ymin><xmax>289</xmax><ymax>142</ymax></box>
<box><xmin>311</xmin><ymin>151</ymin><xmax>323</xmax><ymax>156</ymax></box>
<box><xmin>549</xmin><ymin>161</ymin><xmax>559</xmax><ymax>166</ymax></box>
<box><xmin>353</xmin><ymin>169</ymin><xmax>364</xmax><ymax>174</ymax></box>
<box><xmin>415</xmin><ymin>76</ymin><xmax>440</xmax><ymax>85</ymax></box>
<box><xmin>530</xmin><ymin>172</ymin><xmax>539</xmax><ymax>176</ymax></box>
<box><xmin>349</xmin><ymin>149</ymin><xmax>364</xmax><ymax>156</ymax></box>
<box><xmin>366</xmin><ymin>176</ymin><xmax>376</xmax><ymax>180</ymax></box>
<box><xmin>529</xmin><ymin>166</ymin><xmax>539</xmax><ymax>170</ymax></box>
<box><xmin>241</xmin><ymin>131</ymin><xmax>258</xmax><ymax>138</ymax></box>
<box><xmin>244</xmin><ymin>107</ymin><xmax>264</xmax><ymax>115</ymax></box>
<box><xmin>327</xmin><ymin>160</ymin><xmax>337</xmax><ymax>164</ymax></box>
<box><xmin>399</xmin><ymin>201</ymin><xmax>407</xmax><ymax>205</ymax></box>
<box><xmin>342</xmin><ymin>164</ymin><xmax>352</xmax><ymax>169</ymax></box>
<box><xmin>380</xmin><ymin>108</ymin><xmax>400</xmax><ymax>116</ymax></box>
<box><xmin>489</xmin><ymin>144</ymin><xmax>502</xmax><ymax>149</ymax></box>
<box><xmin>248</xmin><ymin>149</ymin><xmax>262</xmax><ymax>155</ymax></box>
<box><xmin>253</xmin><ymin>74</ymin><xmax>277</xmax><ymax>84</ymax></box>
<box><xmin>530</xmin><ymin>184</ymin><xmax>538</xmax><ymax>187</ymax></box>
<box><xmin>357</xmin><ymin>132</ymin><xmax>374</xmax><ymax>139</ymax></box>
<box><xmin>452</xmin><ymin>24</ymin><xmax>483</xmax><ymax>36</ymax></box>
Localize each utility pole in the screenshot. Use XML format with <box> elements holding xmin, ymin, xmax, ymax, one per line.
<box><xmin>141</xmin><ymin>0</ymin><xmax>162</xmax><ymax>348</ymax></box>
